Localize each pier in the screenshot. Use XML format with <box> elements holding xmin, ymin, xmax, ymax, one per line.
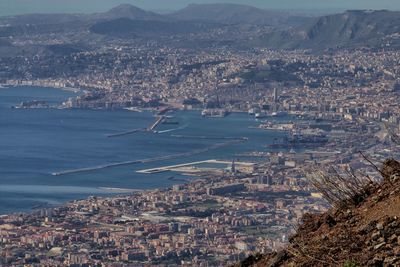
<box><xmin>106</xmin><ymin>114</ymin><xmax>170</xmax><ymax>138</ymax></box>
<box><xmin>148</xmin><ymin>116</ymin><xmax>165</xmax><ymax>131</ymax></box>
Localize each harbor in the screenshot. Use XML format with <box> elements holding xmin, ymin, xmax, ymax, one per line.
<box><xmin>0</xmin><ymin>87</ymin><xmax>296</xmax><ymax>214</ymax></box>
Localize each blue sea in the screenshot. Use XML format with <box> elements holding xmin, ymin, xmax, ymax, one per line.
<box><xmin>0</xmin><ymin>86</ymin><xmax>288</xmax><ymax>214</ymax></box>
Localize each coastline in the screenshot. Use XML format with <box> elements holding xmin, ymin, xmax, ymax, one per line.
<box><xmin>1</xmin><ymin>83</ymin><xmax>81</xmax><ymax>93</ymax></box>
<box><xmin>98</xmin><ymin>187</ymin><xmax>144</xmax><ymax>193</ymax></box>
<box><xmin>0</xmin><ymin>86</ymin><xmax>291</xmax><ymax>215</ymax></box>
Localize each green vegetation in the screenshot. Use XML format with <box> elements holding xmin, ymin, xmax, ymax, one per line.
<box><xmin>344</xmin><ymin>260</ymin><xmax>359</xmax><ymax>267</ymax></box>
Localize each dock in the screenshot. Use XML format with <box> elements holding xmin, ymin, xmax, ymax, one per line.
<box><xmin>106</xmin><ymin>114</ymin><xmax>168</xmax><ymax>138</ymax></box>
<box><xmin>148</xmin><ymin>116</ymin><xmax>165</xmax><ymax>131</ymax></box>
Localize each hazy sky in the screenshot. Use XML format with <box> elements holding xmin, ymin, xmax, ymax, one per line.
<box><xmin>1</xmin><ymin>0</ymin><xmax>400</xmax><ymax>16</ymax></box>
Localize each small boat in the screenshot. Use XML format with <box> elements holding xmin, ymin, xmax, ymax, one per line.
<box><xmin>255</xmin><ymin>113</ymin><xmax>267</xmax><ymax>119</ymax></box>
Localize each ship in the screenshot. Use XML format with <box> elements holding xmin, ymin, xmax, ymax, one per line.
<box><xmin>201</xmin><ymin>109</ymin><xmax>229</xmax><ymax>118</ymax></box>
<box><xmin>271</xmin><ymin>111</ymin><xmax>288</xmax><ymax>117</ymax></box>
<box><xmin>267</xmin><ymin>129</ymin><xmax>328</xmax><ymax>148</ymax></box>
<box><xmin>259</xmin><ymin>122</ymin><xmax>293</xmax><ymax>132</ymax></box>
<box><xmin>124</xmin><ymin>107</ymin><xmax>142</xmax><ymax>112</ymax></box>
<box><xmin>255</xmin><ymin>112</ymin><xmax>267</xmax><ymax>119</ymax></box>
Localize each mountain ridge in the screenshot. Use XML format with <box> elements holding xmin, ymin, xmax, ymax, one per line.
<box><xmin>1</xmin><ymin>4</ymin><xmax>400</xmax><ymax>51</ymax></box>
<box><xmin>253</xmin><ymin>9</ymin><xmax>400</xmax><ymax>50</ymax></box>
<box><xmin>169</xmin><ymin>3</ymin><xmax>307</xmax><ymax>27</ymax></box>
<box><xmin>98</xmin><ymin>3</ymin><xmax>166</xmax><ymax>21</ymax></box>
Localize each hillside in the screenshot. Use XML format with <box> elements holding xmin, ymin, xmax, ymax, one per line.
<box><xmin>1</xmin><ymin>5</ymin><xmax>400</xmax><ymax>51</ymax></box>
<box><xmin>89</xmin><ymin>18</ymin><xmax>218</xmax><ymax>38</ymax></box>
<box><xmin>237</xmin><ymin>159</ymin><xmax>400</xmax><ymax>266</ymax></box>
<box><xmin>97</xmin><ymin>4</ymin><xmax>166</xmax><ymax>21</ymax></box>
<box><xmin>258</xmin><ymin>10</ymin><xmax>400</xmax><ymax>50</ymax></box>
<box><xmin>304</xmin><ymin>10</ymin><xmax>400</xmax><ymax>48</ymax></box>
<box><xmin>170</xmin><ymin>3</ymin><xmax>310</xmax><ymax>27</ymax></box>
<box><xmin>1</xmin><ymin>4</ymin><xmax>165</xmax><ymax>25</ymax></box>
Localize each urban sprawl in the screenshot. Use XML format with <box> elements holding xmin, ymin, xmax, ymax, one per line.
<box><xmin>1</xmin><ymin>41</ymin><xmax>400</xmax><ymax>266</ymax></box>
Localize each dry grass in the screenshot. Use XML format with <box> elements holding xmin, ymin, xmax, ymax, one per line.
<box><xmin>307</xmin><ymin>165</ymin><xmax>375</xmax><ymax>208</ymax></box>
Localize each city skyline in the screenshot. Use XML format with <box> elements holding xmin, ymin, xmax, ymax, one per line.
<box><xmin>1</xmin><ymin>0</ymin><xmax>400</xmax><ymax>16</ymax></box>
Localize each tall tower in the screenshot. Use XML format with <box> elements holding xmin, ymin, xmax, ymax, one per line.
<box><xmin>273</xmin><ymin>88</ymin><xmax>278</xmax><ymax>102</ymax></box>
<box><xmin>230</xmin><ymin>159</ymin><xmax>236</xmax><ymax>173</ymax></box>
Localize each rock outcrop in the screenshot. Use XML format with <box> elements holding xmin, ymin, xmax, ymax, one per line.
<box><xmin>237</xmin><ymin>159</ymin><xmax>400</xmax><ymax>267</ymax></box>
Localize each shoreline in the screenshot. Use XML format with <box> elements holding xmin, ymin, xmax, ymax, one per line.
<box><xmin>0</xmin><ymin>83</ymin><xmax>81</xmax><ymax>93</ymax></box>
<box><xmin>1</xmin><ymin>84</ymin><xmax>261</xmax><ymax>114</ymax></box>
<box><xmin>0</xmin><ymin>186</ymin><xmax>147</xmax><ymax>216</ymax></box>
<box><xmin>0</xmin><ymin>85</ymin><xmax>288</xmax><ymax>216</ymax></box>
<box><xmin>98</xmin><ymin>187</ymin><xmax>144</xmax><ymax>193</ymax></box>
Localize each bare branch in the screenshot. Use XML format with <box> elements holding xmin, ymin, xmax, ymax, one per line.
<box><xmin>384</xmin><ymin>122</ymin><xmax>400</xmax><ymax>145</ymax></box>
<box><xmin>307</xmin><ymin>164</ymin><xmax>375</xmax><ymax>208</ymax></box>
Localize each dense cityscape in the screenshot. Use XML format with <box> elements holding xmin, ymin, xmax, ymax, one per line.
<box><xmin>1</xmin><ymin>2</ymin><xmax>400</xmax><ymax>266</ymax></box>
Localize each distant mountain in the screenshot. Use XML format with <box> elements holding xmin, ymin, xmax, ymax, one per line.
<box><xmin>0</xmin><ymin>4</ymin><xmax>165</xmax><ymax>27</ymax></box>
<box><xmin>304</xmin><ymin>10</ymin><xmax>400</xmax><ymax>48</ymax></box>
<box><xmin>169</xmin><ymin>3</ymin><xmax>308</xmax><ymax>27</ymax></box>
<box><xmin>0</xmin><ymin>4</ymin><xmax>168</xmax><ymax>39</ymax></box>
<box><xmin>1</xmin><ymin>5</ymin><xmax>400</xmax><ymax>52</ymax></box>
<box><xmin>90</xmin><ymin>18</ymin><xmax>218</xmax><ymax>38</ymax></box>
<box><xmin>257</xmin><ymin>10</ymin><xmax>400</xmax><ymax>50</ymax></box>
<box><xmin>98</xmin><ymin>4</ymin><xmax>166</xmax><ymax>21</ymax></box>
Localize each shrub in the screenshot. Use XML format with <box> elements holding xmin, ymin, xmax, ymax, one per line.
<box><xmin>343</xmin><ymin>260</ymin><xmax>359</xmax><ymax>267</ymax></box>
<box><xmin>307</xmin><ymin>165</ymin><xmax>374</xmax><ymax>208</ymax></box>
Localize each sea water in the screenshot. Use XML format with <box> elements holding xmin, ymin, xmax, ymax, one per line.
<box><xmin>0</xmin><ymin>86</ymin><xmax>288</xmax><ymax>214</ymax></box>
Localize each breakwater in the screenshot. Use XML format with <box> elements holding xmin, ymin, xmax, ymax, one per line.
<box><xmin>107</xmin><ymin>128</ymin><xmax>146</xmax><ymax>138</ymax></box>
<box><xmin>171</xmin><ymin>134</ymin><xmax>247</xmax><ymax>140</ymax></box>
<box><xmin>52</xmin><ymin>138</ymin><xmax>246</xmax><ymax>176</ymax></box>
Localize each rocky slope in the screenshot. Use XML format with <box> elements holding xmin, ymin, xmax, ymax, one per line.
<box><xmin>237</xmin><ymin>159</ymin><xmax>400</xmax><ymax>266</ymax></box>
<box><xmin>254</xmin><ymin>10</ymin><xmax>400</xmax><ymax>50</ymax></box>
